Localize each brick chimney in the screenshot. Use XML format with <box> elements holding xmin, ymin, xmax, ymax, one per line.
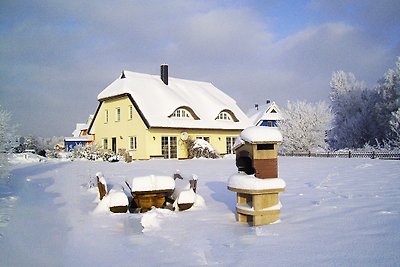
<box><xmin>161</xmin><ymin>64</ymin><xmax>168</xmax><ymax>85</ymax></box>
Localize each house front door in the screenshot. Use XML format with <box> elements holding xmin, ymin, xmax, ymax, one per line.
<box><xmin>112</xmin><ymin>137</ymin><xmax>117</xmax><ymax>154</ymax></box>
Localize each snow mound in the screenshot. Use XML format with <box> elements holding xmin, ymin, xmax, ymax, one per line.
<box><xmin>108</xmin><ymin>189</ymin><xmax>129</xmax><ymax>207</ymax></box>
<box><xmin>193</xmin><ymin>139</ymin><xmax>215</xmax><ymax>152</ymax></box>
<box><xmin>228</xmin><ymin>173</ymin><xmax>286</xmax><ymax>190</ymax></box>
<box><xmin>234</xmin><ymin>126</ymin><xmax>282</xmax><ymax>149</ymax></box>
<box><xmin>131</xmin><ymin>175</ymin><xmax>175</xmax><ymax>192</ymax></box>
<box><xmin>141</xmin><ymin>208</ymin><xmax>176</xmax><ymax>232</ymax></box>
<box><xmin>93</xmin><ymin>190</ymin><xmax>129</xmax><ymax>214</ymax></box>
<box><xmin>177</xmin><ymin>189</ymin><xmax>197</xmax><ymax>204</ymax></box>
<box><xmin>8</xmin><ymin>153</ymin><xmax>46</xmax><ymax>164</ymax></box>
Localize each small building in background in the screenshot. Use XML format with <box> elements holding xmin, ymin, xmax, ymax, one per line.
<box><xmin>247</xmin><ymin>101</ymin><xmax>283</xmax><ymax>127</ymax></box>
<box><xmin>64</xmin><ymin>115</ymin><xmax>94</xmax><ymax>151</ymax></box>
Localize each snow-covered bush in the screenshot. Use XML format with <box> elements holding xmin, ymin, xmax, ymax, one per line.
<box><xmin>71</xmin><ymin>143</ymin><xmax>115</xmax><ymax>161</ymax></box>
<box><xmin>186</xmin><ymin>138</ymin><xmax>220</xmax><ymax>159</ymax></box>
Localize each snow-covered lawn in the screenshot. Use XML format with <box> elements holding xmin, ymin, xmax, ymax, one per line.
<box><xmin>0</xmin><ymin>156</ymin><xmax>399</xmax><ymax>266</ymax></box>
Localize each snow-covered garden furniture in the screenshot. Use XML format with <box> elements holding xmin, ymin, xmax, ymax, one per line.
<box><xmin>129</xmin><ymin>175</ymin><xmax>175</xmax><ymax>212</ymax></box>
<box><xmin>96</xmin><ymin>172</ymin><xmax>108</xmax><ymax>200</ymax></box>
<box><xmin>108</xmin><ymin>189</ymin><xmax>129</xmax><ymax>213</ymax></box>
<box><xmin>228</xmin><ymin>127</ymin><xmax>286</xmax><ymax>226</ymax></box>
<box><xmin>171</xmin><ymin>174</ymin><xmax>198</xmax><ymax>211</ymax></box>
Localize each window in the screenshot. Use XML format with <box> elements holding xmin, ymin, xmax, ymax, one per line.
<box><xmin>115</xmin><ymin>107</ymin><xmax>121</xmax><ymax>122</ymax></box>
<box><xmin>161</xmin><ymin>136</ymin><xmax>177</xmax><ymax>159</ymax></box>
<box><xmin>104</xmin><ymin>109</ymin><xmax>109</xmax><ymax>123</ymax></box>
<box><xmin>257</xmin><ymin>144</ymin><xmax>274</xmax><ymax>150</ymax></box>
<box><xmin>129</xmin><ymin>136</ymin><xmax>137</xmax><ymax>150</ymax></box>
<box><xmin>171</xmin><ymin>108</ymin><xmax>193</xmax><ymax>119</ymax></box>
<box><xmin>260</xmin><ymin>120</ymin><xmax>277</xmax><ymax>127</ymax></box>
<box><xmin>197</xmin><ymin>136</ymin><xmax>210</xmax><ymax>143</ymax></box>
<box><xmin>103</xmin><ymin>138</ymin><xmax>108</xmax><ymax>149</ymax></box>
<box><xmin>216</xmin><ymin>111</ymin><xmax>232</xmax><ymax>121</ymax></box>
<box><xmin>226</xmin><ymin>137</ymin><xmax>237</xmax><ymax>154</ymax></box>
<box><xmin>128</xmin><ymin>105</ymin><xmax>133</xmax><ymax>120</ymax></box>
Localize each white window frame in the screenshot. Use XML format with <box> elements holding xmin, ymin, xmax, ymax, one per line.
<box><xmin>129</xmin><ymin>136</ymin><xmax>137</xmax><ymax>150</ymax></box>
<box><xmin>128</xmin><ymin>105</ymin><xmax>133</xmax><ymax>120</ymax></box>
<box><xmin>103</xmin><ymin>138</ymin><xmax>108</xmax><ymax>149</ymax></box>
<box><xmin>226</xmin><ymin>136</ymin><xmax>237</xmax><ymax>154</ymax></box>
<box><xmin>171</xmin><ymin>108</ymin><xmax>193</xmax><ymax>119</ymax></box>
<box><xmin>197</xmin><ymin>136</ymin><xmax>210</xmax><ymax>143</ymax></box>
<box><xmin>217</xmin><ymin>111</ymin><xmax>232</xmax><ymax>121</ymax></box>
<box><xmin>115</xmin><ymin>107</ymin><xmax>121</xmax><ymax>122</ymax></box>
<box><xmin>104</xmin><ymin>109</ymin><xmax>109</xmax><ymax>123</ymax></box>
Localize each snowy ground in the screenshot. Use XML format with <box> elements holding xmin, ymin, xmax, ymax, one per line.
<box><xmin>0</xmin><ymin>154</ymin><xmax>399</xmax><ymax>266</ymax></box>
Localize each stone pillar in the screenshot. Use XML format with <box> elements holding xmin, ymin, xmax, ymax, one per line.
<box><xmin>228</xmin><ymin>126</ymin><xmax>285</xmax><ymax>226</ymax></box>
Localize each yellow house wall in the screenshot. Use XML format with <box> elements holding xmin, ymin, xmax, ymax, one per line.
<box><xmin>92</xmin><ymin>95</ymin><xmax>243</xmax><ymax>160</ymax></box>
<box><xmin>92</xmin><ymin>96</ymin><xmax>150</xmax><ymax>160</ymax></box>
<box><xmin>148</xmin><ymin>128</ymin><xmax>241</xmax><ymax>159</ymax></box>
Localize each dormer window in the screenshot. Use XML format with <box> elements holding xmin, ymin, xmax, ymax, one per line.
<box><xmin>215</xmin><ymin>109</ymin><xmax>239</xmax><ymax>122</ymax></box>
<box><xmin>217</xmin><ymin>111</ymin><xmax>232</xmax><ymax>121</ymax></box>
<box><xmin>171</xmin><ymin>108</ymin><xmax>192</xmax><ymax>118</ymax></box>
<box><xmin>169</xmin><ymin>107</ymin><xmax>200</xmax><ymax>120</ymax></box>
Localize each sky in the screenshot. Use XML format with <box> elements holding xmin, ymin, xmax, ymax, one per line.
<box><xmin>1</xmin><ymin>0</ymin><xmax>399</xmax><ymax>137</ymax></box>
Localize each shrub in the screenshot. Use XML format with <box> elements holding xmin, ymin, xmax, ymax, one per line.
<box><xmin>186</xmin><ymin>138</ymin><xmax>220</xmax><ymax>159</ymax></box>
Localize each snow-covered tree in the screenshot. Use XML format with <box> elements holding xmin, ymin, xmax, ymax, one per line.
<box><xmin>375</xmin><ymin>57</ymin><xmax>400</xmax><ymax>143</ymax></box>
<box><xmin>0</xmin><ymin>106</ymin><xmax>15</xmax><ymax>177</ymax></box>
<box><xmin>328</xmin><ymin>71</ymin><xmax>378</xmax><ymax>149</ymax></box>
<box><xmin>278</xmin><ymin>100</ymin><xmax>332</xmax><ymax>153</ymax></box>
<box><xmin>389</xmin><ymin>108</ymin><xmax>400</xmax><ymax>147</ymax></box>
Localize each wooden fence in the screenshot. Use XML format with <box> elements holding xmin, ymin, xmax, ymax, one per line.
<box><xmin>280</xmin><ymin>151</ymin><xmax>400</xmax><ymax>160</ymax></box>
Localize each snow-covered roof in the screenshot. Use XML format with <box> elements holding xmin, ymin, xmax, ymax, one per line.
<box><xmin>97</xmin><ymin>70</ymin><xmax>251</xmax><ymax>130</ymax></box>
<box><xmin>246</xmin><ymin>102</ymin><xmax>283</xmax><ymax>126</ymax></box>
<box><xmin>72</xmin><ymin>115</ymin><xmax>94</xmax><ymax>137</ymax></box>
<box><xmin>72</xmin><ymin>123</ymin><xmax>87</xmax><ymax>137</ymax></box>
<box><xmin>234</xmin><ymin>126</ymin><xmax>283</xmax><ymax>149</ymax></box>
<box><xmin>64</xmin><ymin>136</ymin><xmax>94</xmax><ymax>142</ymax></box>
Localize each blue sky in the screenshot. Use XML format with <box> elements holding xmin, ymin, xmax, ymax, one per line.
<box><xmin>1</xmin><ymin>0</ymin><xmax>399</xmax><ymax>137</ymax></box>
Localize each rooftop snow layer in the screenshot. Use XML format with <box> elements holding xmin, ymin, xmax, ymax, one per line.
<box><xmin>246</xmin><ymin>102</ymin><xmax>284</xmax><ymax>125</ymax></box>
<box><xmin>97</xmin><ymin>71</ymin><xmax>251</xmax><ymax>130</ymax></box>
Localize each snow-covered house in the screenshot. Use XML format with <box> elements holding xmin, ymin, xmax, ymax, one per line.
<box><xmin>247</xmin><ymin>101</ymin><xmax>283</xmax><ymax>127</ymax></box>
<box><xmin>64</xmin><ymin>115</ymin><xmax>94</xmax><ymax>151</ymax></box>
<box><xmin>88</xmin><ymin>65</ymin><xmax>251</xmax><ymax>160</ymax></box>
